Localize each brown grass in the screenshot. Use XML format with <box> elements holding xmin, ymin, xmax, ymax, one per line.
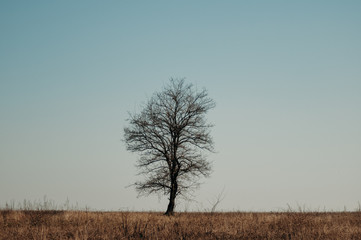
<box><xmin>1</xmin><ymin>210</ymin><xmax>361</xmax><ymax>239</ymax></box>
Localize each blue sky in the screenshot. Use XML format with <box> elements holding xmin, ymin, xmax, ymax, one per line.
<box><xmin>1</xmin><ymin>1</ymin><xmax>360</xmax><ymax>211</ymax></box>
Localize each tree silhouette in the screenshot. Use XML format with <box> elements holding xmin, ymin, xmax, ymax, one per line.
<box><xmin>124</xmin><ymin>78</ymin><xmax>215</xmax><ymax>215</ymax></box>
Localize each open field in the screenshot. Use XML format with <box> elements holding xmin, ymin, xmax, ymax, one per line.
<box><xmin>1</xmin><ymin>210</ymin><xmax>361</xmax><ymax>239</ymax></box>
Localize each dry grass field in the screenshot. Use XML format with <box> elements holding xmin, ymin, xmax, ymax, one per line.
<box><xmin>1</xmin><ymin>209</ymin><xmax>361</xmax><ymax>239</ymax></box>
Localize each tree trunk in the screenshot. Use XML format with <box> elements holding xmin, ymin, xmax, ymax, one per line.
<box><xmin>165</xmin><ymin>180</ymin><xmax>177</xmax><ymax>216</ymax></box>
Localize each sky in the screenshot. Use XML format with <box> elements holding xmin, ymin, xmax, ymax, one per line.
<box><xmin>1</xmin><ymin>1</ymin><xmax>360</xmax><ymax>212</ymax></box>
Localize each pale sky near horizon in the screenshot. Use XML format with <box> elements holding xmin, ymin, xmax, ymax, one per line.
<box><xmin>1</xmin><ymin>1</ymin><xmax>360</xmax><ymax>212</ymax></box>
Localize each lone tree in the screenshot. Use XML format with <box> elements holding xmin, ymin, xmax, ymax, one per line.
<box><xmin>124</xmin><ymin>78</ymin><xmax>215</xmax><ymax>215</ymax></box>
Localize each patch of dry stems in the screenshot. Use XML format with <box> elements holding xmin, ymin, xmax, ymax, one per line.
<box><xmin>1</xmin><ymin>210</ymin><xmax>361</xmax><ymax>239</ymax></box>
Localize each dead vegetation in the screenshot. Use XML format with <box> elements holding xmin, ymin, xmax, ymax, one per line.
<box><xmin>1</xmin><ymin>210</ymin><xmax>361</xmax><ymax>239</ymax></box>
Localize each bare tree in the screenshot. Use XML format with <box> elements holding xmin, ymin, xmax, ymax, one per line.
<box><xmin>124</xmin><ymin>78</ymin><xmax>215</xmax><ymax>215</ymax></box>
<box><xmin>208</xmin><ymin>187</ymin><xmax>226</xmax><ymax>213</ymax></box>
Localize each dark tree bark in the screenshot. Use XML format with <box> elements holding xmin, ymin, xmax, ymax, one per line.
<box><xmin>124</xmin><ymin>78</ymin><xmax>215</xmax><ymax>216</ymax></box>
<box><xmin>165</xmin><ymin>179</ymin><xmax>177</xmax><ymax>215</ymax></box>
